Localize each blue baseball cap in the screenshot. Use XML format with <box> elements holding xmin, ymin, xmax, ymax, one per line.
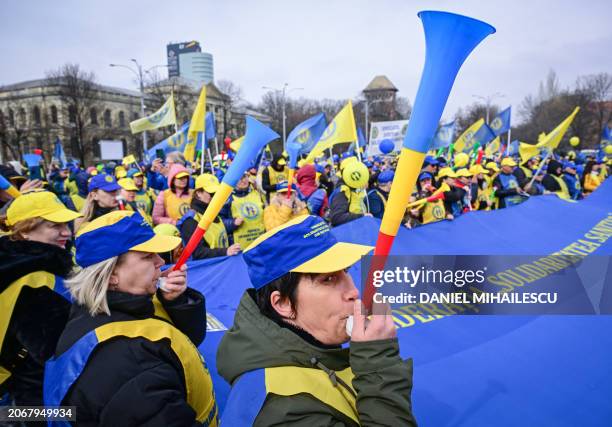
<box><xmin>75</xmin><ymin>211</ymin><xmax>181</xmax><ymax>268</ymax></box>
<box><xmin>89</xmin><ymin>173</ymin><xmax>121</xmax><ymax>192</ymax></box>
<box><xmin>127</xmin><ymin>167</ymin><xmax>143</xmax><ymax>178</ymax></box>
<box><xmin>424</xmin><ymin>156</ymin><xmax>439</xmax><ymax>166</ymax></box>
<box><xmin>243</xmin><ymin>215</ymin><xmax>373</xmax><ymax>289</ymax></box>
<box><xmin>377</xmin><ymin>170</ymin><xmax>395</xmax><ymax>183</ymax></box>
<box><xmin>418</xmin><ymin>171</ymin><xmax>434</xmax><ymax>181</ymax></box>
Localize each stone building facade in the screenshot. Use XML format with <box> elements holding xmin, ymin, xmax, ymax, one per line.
<box><xmin>0</xmin><ymin>77</ymin><xmax>271</xmax><ymax>165</ymax></box>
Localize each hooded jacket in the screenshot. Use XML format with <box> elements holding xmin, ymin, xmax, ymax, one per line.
<box><xmin>217</xmin><ymin>290</ymin><xmax>417</xmax><ymax>426</ymax></box>
<box><xmin>152</xmin><ymin>164</ymin><xmax>193</xmax><ymax>225</ymax></box>
<box><xmin>0</xmin><ymin>237</ymin><xmax>72</xmax><ymax>405</ymax></box>
<box><xmin>297</xmin><ymin>164</ymin><xmax>328</xmax><ymax>216</ymax></box>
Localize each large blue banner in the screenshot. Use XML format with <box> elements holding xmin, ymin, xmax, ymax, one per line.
<box><xmin>193</xmin><ymin>180</ymin><xmax>612</xmax><ymax>425</ymax></box>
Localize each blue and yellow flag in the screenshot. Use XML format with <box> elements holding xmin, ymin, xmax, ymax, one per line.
<box><xmin>286</xmin><ymin>112</ymin><xmax>327</xmax><ymax>156</ymax></box>
<box><xmin>432</xmin><ymin>121</ymin><xmax>456</xmax><ymax>149</ymax></box>
<box><xmin>145</xmin><ymin>121</ymin><xmax>190</xmax><ymax>160</ymax></box>
<box><xmin>489</xmin><ymin>107</ymin><xmax>511</xmax><ymax>136</ymax></box>
<box><xmin>130</xmin><ymin>93</ymin><xmax>177</xmax><ymax>134</ymax></box>
<box><xmin>305</xmin><ymin>101</ymin><xmax>357</xmax><ymax>162</ymax></box>
<box><xmin>454</xmin><ymin>119</ymin><xmax>484</xmax><ymax>153</ymax></box>
<box><xmin>484</xmin><ymin>136</ymin><xmax>500</xmax><ymax>157</ymax></box>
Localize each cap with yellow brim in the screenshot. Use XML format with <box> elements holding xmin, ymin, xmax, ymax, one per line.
<box><xmin>118</xmin><ymin>178</ymin><xmax>138</xmax><ymax>191</ymax></box>
<box><xmin>75</xmin><ymin>210</ymin><xmax>181</xmax><ymax>267</ymax></box>
<box><xmin>243</xmin><ymin>215</ymin><xmax>373</xmax><ymax>289</ymax></box>
<box><xmin>6</xmin><ymin>190</ymin><xmax>82</xmax><ymax>227</ymax></box>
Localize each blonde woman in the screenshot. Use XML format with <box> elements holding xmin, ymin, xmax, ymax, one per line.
<box><xmin>74</xmin><ymin>173</ymin><xmax>121</xmax><ymax>230</ymax></box>
<box><xmin>44</xmin><ymin>210</ymin><xmax>218</xmax><ymax>426</ymax></box>
<box><xmin>0</xmin><ymin>190</ymin><xmax>81</xmax><ymax>406</ymax></box>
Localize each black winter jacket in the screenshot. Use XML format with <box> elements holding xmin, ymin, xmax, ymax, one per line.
<box><xmin>55</xmin><ymin>288</ymin><xmax>207</xmax><ymax>426</ymax></box>
<box><xmin>0</xmin><ymin>237</ymin><xmax>73</xmax><ymax>404</ymax></box>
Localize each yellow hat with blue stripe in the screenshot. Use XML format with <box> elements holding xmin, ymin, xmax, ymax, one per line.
<box><xmin>243</xmin><ymin>215</ymin><xmax>373</xmax><ymax>289</ymax></box>
<box><xmin>75</xmin><ymin>211</ymin><xmax>181</xmax><ymax>267</ymax></box>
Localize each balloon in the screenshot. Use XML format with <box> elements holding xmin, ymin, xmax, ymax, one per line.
<box><xmin>454</xmin><ymin>152</ymin><xmax>469</xmax><ymax>168</ymax></box>
<box><xmin>569</xmin><ymin>136</ymin><xmax>580</xmax><ymax>147</ymax></box>
<box><xmin>605</xmin><ymin>145</ymin><xmax>612</xmax><ymax>155</ymax></box>
<box><xmin>379</xmin><ymin>139</ymin><xmax>395</xmax><ymax>154</ymax></box>
<box><xmin>342</xmin><ymin>161</ymin><xmax>369</xmax><ymax>189</ymax></box>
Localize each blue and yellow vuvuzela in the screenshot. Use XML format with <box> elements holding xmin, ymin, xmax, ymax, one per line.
<box><xmin>364</xmin><ymin>11</ymin><xmax>496</xmax><ymax>309</ymax></box>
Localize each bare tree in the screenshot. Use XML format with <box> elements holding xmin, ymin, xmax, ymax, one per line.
<box><xmin>217</xmin><ymin>79</ymin><xmax>243</xmax><ymax>139</ymax></box>
<box><xmin>45</xmin><ymin>63</ymin><xmax>98</xmax><ymax>165</ymax></box>
<box><xmin>576</xmin><ymin>73</ymin><xmax>612</xmax><ymax>136</ymax></box>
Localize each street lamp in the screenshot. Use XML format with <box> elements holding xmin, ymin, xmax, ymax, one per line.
<box><xmin>262</xmin><ymin>84</ymin><xmax>303</xmax><ymax>148</ymax></box>
<box><xmin>109</xmin><ymin>60</ymin><xmax>167</xmax><ymax>152</ymax></box>
<box><xmin>472</xmin><ymin>92</ymin><xmax>505</xmax><ymax>124</ymax></box>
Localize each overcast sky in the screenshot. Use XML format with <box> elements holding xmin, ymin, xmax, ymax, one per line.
<box><xmin>2</xmin><ymin>0</ymin><xmax>611</xmax><ymax>124</ymax></box>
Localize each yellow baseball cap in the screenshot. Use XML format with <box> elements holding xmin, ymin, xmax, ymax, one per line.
<box><xmin>75</xmin><ymin>211</ymin><xmax>181</xmax><ymax>267</ymax></box>
<box><xmin>469</xmin><ymin>164</ymin><xmax>490</xmax><ymax>175</ymax></box>
<box><xmin>501</xmin><ymin>157</ymin><xmax>517</xmax><ymax>167</ymax></box>
<box><xmin>455</xmin><ymin>168</ymin><xmax>473</xmax><ymax>178</ymax></box>
<box><xmin>437</xmin><ymin>167</ymin><xmax>457</xmax><ymax>179</ymax></box>
<box><xmin>195</xmin><ymin>173</ymin><xmax>220</xmax><ymax>194</ymax></box>
<box><xmin>175</xmin><ymin>171</ymin><xmax>190</xmax><ymax>179</ymax></box>
<box><xmin>118</xmin><ymin>178</ymin><xmax>138</xmax><ymax>191</ymax></box>
<box><xmin>6</xmin><ymin>190</ymin><xmax>82</xmax><ymax>227</ymax></box>
<box><xmin>485</xmin><ymin>161</ymin><xmax>500</xmax><ymax>172</ymax></box>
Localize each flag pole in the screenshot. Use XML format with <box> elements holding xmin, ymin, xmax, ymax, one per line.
<box><xmin>525</xmin><ymin>148</ymin><xmax>551</xmax><ymax>190</ymax></box>
<box><xmin>207</xmin><ymin>148</ymin><xmax>215</xmax><ymax>174</ymax></box>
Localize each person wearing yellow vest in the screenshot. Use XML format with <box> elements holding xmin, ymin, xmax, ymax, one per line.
<box><xmin>229</xmin><ymin>172</ymin><xmax>266</xmax><ymax>250</ymax></box>
<box><xmin>217</xmin><ymin>215</ymin><xmax>417</xmax><ymax>426</ymax></box>
<box><xmin>178</xmin><ymin>174</ymin><xmax>241</xmax><ymax>259</ymax></box>
<box><xmin>414</xmin><ymin>171</ymin><xmax>447</xmax><ymax>224</ymax></box>
<box><xmin>329</xmin><ymin>161</ymin><xmax>372</xmax><ymax>226</ymax></box>
<box><xmin>44</xmin><ymin>211</ymin><xmax>218</xmax><ymax>426</ymax></box>
<box><xmin>542</xmin><ymin>159</ymin><xmax>571</xmax><ymax>199</ymax></box>
<box><xmin>152</xmin><ymin>164</ymin><xmax>193</xmax><ymax>225</ymax></box>
<box><xmin>263</xmin><ymin>181</ymin><xmax>309</xmax><ymax>231</ymax></box>
<box><xmin>514</xmin><ymin>157</ymin><xmax>537</xmax><ymax>188</ymax></box>
<box><xmin>117</xmin><ymin>177</ymin><xmax>153</xmax><ymax>226</ymax></box>
<box><xmin>261</xmin><ymin>155</ymin><xmax>288</xmax><ymax>203</ymax></box>
<box><xmin>128</xmin><ymin>167</ymin><xmax>157</xmax><ymax>216</ymax></box>
<box><xmin>0</xmin><ymin>191</ymin><xmax>81</xmax><ymax>407</ymax></box>
<box><xmin>468</xmin><ymin>164</ymin><xmax>493</xmax><ymax>210</ymax></box>
<box><xmin>582</xmin><ymin>160</ymin><xmax>602</xmax><ymax>195</ymax></box>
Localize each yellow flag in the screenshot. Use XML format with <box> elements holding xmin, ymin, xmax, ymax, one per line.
<box><xmin>536</xmin><ymin>107</ymin><xmax>580</xmax><ymax>151</ymax></box>
<box><xmin>122</xmin><ymin>154</ymin><xmax>137</xmax><ymax>166</ymax></box>
<box><xmin>519</xmin><ymin>142</ymin><xmax>539</xmax><ymax>164</ymax></box>
<box><xmin>130</xmin><ymin>93</ymin><xmax>176</xmax><ymax>134</ymax></box>
<box><xmin>184</xmin><ymin>86</ymin><xmax>207</xmax><ymax>163</ymax></box>
<box><xmin>454</xmin><ymin>118</ymin><xmax>484</xmax><ymax>153</ymax></box>
<box><xmin>305</xmin><ymin>101</ymin><xmax>357</xmax><ymax>162</ymax></box>
<box><xmin>229</xmin><ymin>136</ymin><xmax>245</xmax><ymax>153</ymax></box>
<box><xmin>485</xmin><ymin>136</ymin><xmax>500</xmax><ymax>157</ymax></box>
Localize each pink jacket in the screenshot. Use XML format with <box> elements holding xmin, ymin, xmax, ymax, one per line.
<box><xmin>152</xmin><ymin>164</ymin><xmax>192</xmax><ymax>225</ymax></box>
